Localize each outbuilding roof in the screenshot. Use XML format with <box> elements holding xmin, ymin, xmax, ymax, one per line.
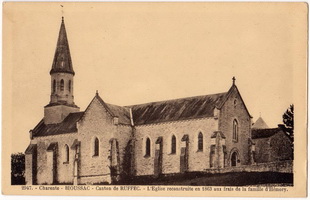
<box><xmin>252</xmin><ymin>117</ymin><xmax>269</xmax><ymax>129</ymax></box>
<box><xmin>251</xmin><ymin>128</ymin><xmax>281</xmax><ymax>139</ymax></box>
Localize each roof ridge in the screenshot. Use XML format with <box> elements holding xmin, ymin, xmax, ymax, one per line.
<box><xmin>94</xmin><ymin>95</ymin><xmax>131</xmax><ymax>124</ymax></box>
<box><xmin>105</xmin><ymin>102</ymin><xmax>130</xmax><ymax>111</ymax></box>
<box><xmin>251</xmin><ymin>128</ymin><xmax>282</xmax><ymax>139</ymax></box>
<box><xmin>252</xmin><ymin>127</ymin><xmax>279</xmax><ymax>131</ymax></box>
<box><xmin>67</xmin><ymin>111</ymin><xmax>84</xmax><ymax>115</ymax></box>
<box><xmin>94</xmin><ymin>95</ymin><xmax>116</xmax><ymax>117</ymax></box>
<box><xmin>126</xmin><ymin>92</ymin><xmax>227</xmax><ymax>108</ymax></box>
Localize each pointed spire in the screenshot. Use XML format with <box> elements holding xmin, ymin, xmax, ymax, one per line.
<box><xmin>50</xmin><ymin>17</ymin><xmax>75</xmax><ymax>75</ymax></box>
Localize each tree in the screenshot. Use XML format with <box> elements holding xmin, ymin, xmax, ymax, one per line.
<box><xmin>283</xmin><ymin>104</ymin><xmax>294</xmax><ymax>142</ymax></box>
<box><xmin>11</xmin><ymin>153</ymin><xmax>25</xmax><ymax>185</ymax></box>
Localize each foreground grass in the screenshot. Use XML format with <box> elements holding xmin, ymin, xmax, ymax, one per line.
<box><xmin>123</xmin><ymin>172</ymin><xmax>293</xmax><ymax>186</ymax></box>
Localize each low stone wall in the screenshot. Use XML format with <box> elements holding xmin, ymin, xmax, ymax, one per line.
<box><xmin>204</xmin><ymin>160</ymin><xmax>293</xmax><ymax>174</ymax></box>
<box><xmin>78</xmin><ymin>174</ymin><xmax>111</xmax><ymax>185</ymax></box>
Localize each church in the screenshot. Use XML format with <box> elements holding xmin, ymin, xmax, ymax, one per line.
<box><xmin>24</xmin><ymin>18</ymin><xmax>254</xmax><ymax>185</ymax></box>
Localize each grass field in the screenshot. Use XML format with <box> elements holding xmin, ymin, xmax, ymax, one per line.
<box><xmin>124</xmin><ymin>172</ymin><xmax>293</xmax><ymax>186</ymax></box>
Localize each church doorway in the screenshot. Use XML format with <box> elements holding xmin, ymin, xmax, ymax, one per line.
<box><xmin>231</xmin><ymin>152</ymin><xmax>237</xmax><ymax>166</ymax></box>
<box><xmin>154</xmin><ymin>137</ymin><xmax>163</xmax><ymax>177</ymax></box>
<box><xmin>230</xmin><ymin>150</ymin><xmax>241</xmax><ymax>167</ymax></box>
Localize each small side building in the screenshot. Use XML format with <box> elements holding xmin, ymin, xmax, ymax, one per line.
<box><xmin>251</xmin><ymin>121</ymin><xmax>293</xmax><ymax>163</ymax></box>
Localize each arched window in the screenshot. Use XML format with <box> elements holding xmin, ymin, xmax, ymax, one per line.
<box><xmin>64</xmin><ymin>144</ymin><xmax>69</xmax><ymax>162</ymax></box>
<box><xmin>234</xmin><ymin>99</ymin><xmax>237</xmax><ymax>108</ymax></box>
<box><xmin>233</xmin><ymin>119</ymin><xmax>238</xmax><ymax>141</ymax></box>
<box><xmin>60</xmin><ymin>79</ymin><xmax>64</xmax><ymax>91</ymax></box>
<box><xmin>53</xmin><ymin>80</ymin><xmax>56</xmax><ymax>93</ymax></box>
<box><xmin>68</xmin><ymin>80</ymin><xmax>71</xmax><ymax>92</ymax></box>
<box><xmin>198</xmin><ymin>132</ymin><xmax>203</xmax><ymax>151</ymax></box>
<box><xmin>93</xmin><ymin>137</ymin><xmax>99</xmax><ymax>156</ymax></box>
<box><xmin>171</xmin><ymin>135</ymin><xmax>176</xmax><ymax>154</ymax></box>
<box><xmin>145</xmin><ymin>137</ymin><xmax>151</xmax><ymax>157</ymax></box>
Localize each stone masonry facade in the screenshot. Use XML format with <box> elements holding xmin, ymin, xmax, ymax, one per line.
<box><xmin>25</xmin><ymin>85</ymin><xmax>253</xmax><ymax>185</ymax></box>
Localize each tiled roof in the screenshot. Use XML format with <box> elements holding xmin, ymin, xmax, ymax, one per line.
<box><xmin>95</xmin><ymin>95</ymin><xmax>131</xmax><ymax>125</ymax></box>
<box><xmin>211</xmin><ymin>131</ymin><xmax>226</xmax><ymax>139</ymax></box>
<box><xmin>32</xmin><ymin>85</ymin><xmax>249</xmax><ymax>136</ymax></box>
<box><xmin>252</xmin><ymin>117</ymin><xmax>269</xmax><ymax>129</ymax></box>
<box><xmin>71</xmin><ymin>139</ymin><xmax>80</xmax><ymax>149</ymax></box>
<box><xmin>32</xmin><ymin>112</ymin><xmax>84</xmax><ymax>137</ymax></box>
<box><xmin>129</xmin><ymin>92</ymin><xmax>227</xmax><ymax>125</ymax></box>
<box><xmin>25</xmin><ymin>144</ymin><xmax>37</xmax><ymax>154</ymax></box>
<box><xmin>251</xmin><ymin>128</ymin><xmax>280</xmax><ymax>139</ymax></box>
<box><xmin>47</xmin><ymin>142</ymin><xmax>58</xmax><ymax>151</ymax></box>
<box><xmin>50</xmin><ymin>17</ymin><xmax>75</xmax><ymax>75</ymax></box>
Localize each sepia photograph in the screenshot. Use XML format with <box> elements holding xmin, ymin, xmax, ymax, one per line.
<box><xmin>2</xmin><ymin>2</ymin><xmax>307</xmax><ymax>197</ymax></box>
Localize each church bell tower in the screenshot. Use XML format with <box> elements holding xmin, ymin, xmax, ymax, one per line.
<box><xmin>44</xmin><ymin>17</ymin><xmax>79</xmax><ymax>124</ymax></box>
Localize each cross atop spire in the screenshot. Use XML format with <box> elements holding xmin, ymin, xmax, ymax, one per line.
<box><xmin>232</xmin><ymin>76</ymin><xmax>236</xmax><ymax>85</ymax></box>
<box><xmin>50</xmin><ymin>17</ymin><xmax>75</xmax><ymax>75</ymax></box>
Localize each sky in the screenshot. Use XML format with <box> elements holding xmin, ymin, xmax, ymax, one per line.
<box><xmin>4</xmin><ymin>2</ymin><xmax>305</xmax><ymax>153</ymax></box>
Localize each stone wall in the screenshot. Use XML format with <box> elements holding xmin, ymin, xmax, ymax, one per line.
<box><xmin>50</xmin><ymin>72</ymin><xmax>75</xmax><ymax>105</ymax></box>
<box><xmin>204</xmin><ymin>160</ymin><xmax>293</xmax><ymax>174</ymax></box>
<box><xmin>79</xmin><ymin>175</ymin><xmax>111</xmax><ymax>185</ymax></box>
<box><xmin>44</xmin><ymin>104</ymin><xmax>79</xmax><ymax>124</ymax></box>
<box><xmin>34</xmin><ymin>133</ymin><xmax>78</xmax><ymax>184</ymax></box>
<box><xmin>253</xmin><ymin>137</ymin><xmax>271</xmax><ymax>163</ymax></box>
<box><xmin>269</xmin><ymin>131</ymin><xmax>293</xmax><ymax>161</ymax></box>
<box><xmin>25</xmin><ymin>153</ymin><xmax>35</xmax><ymax>185</ymax></box>
<box><xmin>134</xmin><ymin>117</ymin><xmax>218</xmax><ymax>176</ymax></box>
<box><xmin>77</xmin><ymin>97</ymin><xmax>132</xmax><ymax>184</ymax></box>
<box><xmin>27</xmin><ymin>97</ymin><xmax>133</xmax><ymax>185</ymax></box>
<box><xmin>253</xmin><ymin>130</ymin><xmax>293</xmax><ymax>163</ymax></box>
<box><xmin>113</xmin><ymin>125</ymin><xmax>134</xmax><ymax>177</ymax></box>
<box><xmin>26</xmin><ymin>86</ymin><xmax>254</xmax><ymax>184</ymax></box>
<box><xmin>218</xmin><ymin>86</ymin><xmax>251</xmax><ymax>166</ymax></box>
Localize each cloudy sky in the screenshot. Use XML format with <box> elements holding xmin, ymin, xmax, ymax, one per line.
<box><xmin>4</xmin><ymin>3</ymin><xmax>306</xmax><ymax>153</ymax></box>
